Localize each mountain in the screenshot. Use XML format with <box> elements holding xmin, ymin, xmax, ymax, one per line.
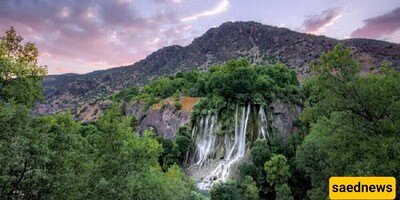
<box><xmin>34</xmin><ymin>21</ymin><xmax>400</xmax><ymax>116</ymax></box>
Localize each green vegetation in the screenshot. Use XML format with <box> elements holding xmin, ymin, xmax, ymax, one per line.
<box><xmin>118</xmin><ymin>58</ymin><xmax>301</xmax><ymax>112</ymax></box>
<box><xmin>235</xmin><ymin>134</ymin><xmax>308</xmax><ymax>200</ymax></box>
<box><xmin>0</xmin><ymin>28</ymin><xmax>204</xmax><ymax>200</ymax></box>
<box><xmin>209</xmin><ymin>176</ymin><xmax>260</xmax><ymax>200</ymax></box>
<box><xmin>212</xmin><ymin>44</ymin><xmax>400</xmax><ymax>200</ymax></box>
<box><xmin>1</xmin><ymin>27</ymin><xmax>399</xmax><ymax>200</ymax></box>
<box><xmin>264</xmin><ymin>154</ymin><xmax>291</xmax><ymax>187</ymax></box>
<box><xmin>131</xmin><ymin>70</ymin><xmax>207</xmax><ymax>107</ymax></box>
<box><xmin>155</xmin><ymin>126</ymin><xmax>194</xmax><ymax>171</ymax></box>
<box><xmin>190</xmin><ymin>59</ymin><xmax>301</xmax><ymax>123</ymax></box>
<box><xmin>110</xmin><ymin>86</ymin><xmax>139</xmax><ymax>102</ymax></box>
<box><xmin>0</xmin><ymin>26</ymin><xmax>47</xmax><ymax>107</ymax></box>
<box><xmin>296</xmin><ymin>43</ymin><xmax>400</xmax><ymax>199</ymax></box>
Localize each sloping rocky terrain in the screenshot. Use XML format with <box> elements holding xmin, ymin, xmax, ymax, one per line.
<box><xmin>35</xmin><ymin>21</ymin><xmax>400</xmax><ymax>116</ymax></box>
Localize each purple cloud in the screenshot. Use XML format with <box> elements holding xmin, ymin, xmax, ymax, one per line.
<box><xmin>351</xmin><ymin>7</ymin><xmax>400</xmax><ymax>39</ymax></box>
<box><xmin>303</xmin><ymin>7</ymin><xmax>342</xmax><ymax>34</ymax></box>
<box><xmin>0</xmin><ymin>0</ymin><xmax>193</xmax><ymax>74</ymax></box>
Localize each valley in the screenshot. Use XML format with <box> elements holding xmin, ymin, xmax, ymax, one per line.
<box><xmin>1</xmin><ymin>20</ymin><xmax>400</xmax><ymax>200</ymax></box>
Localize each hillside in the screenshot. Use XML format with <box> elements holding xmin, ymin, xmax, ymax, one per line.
<box><xmin>34</xmin><ymin>21</ymin><xmax>400</xmax><ymax>116</ymax></box>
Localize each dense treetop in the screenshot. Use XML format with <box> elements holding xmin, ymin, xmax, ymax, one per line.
<box><xmin>0</xmin><ymin>27</ymin><xmax>47</xmax><ymax>107</ymax></box>
<box><xmin>0</xmin><ymin>27</ymin><xmax>205</xmax><ymax>200</ymax></box>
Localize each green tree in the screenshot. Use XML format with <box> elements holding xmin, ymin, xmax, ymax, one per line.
<box><xmin>112</xmin><ymin>86</ymin><xmax>138</xmax><ymax>102</ymax></box>
<box><xmin>0</xmin><ymin>104</ymin><xmax>91</xmax><ymax>199</ymax></box>
<box><xmin>240</xmin><ymin>176</ymin><xmax>260</xmax><ymax>200</ymax></box>
<box><xmin>0</xmin><ymin>28</ymin><xmax>51</xmax><ymax>199</ymax></box>
<box><xmin>275</xmin><ymin>184</ymin><xmax>294</xmax><ymax>200</ymax></box>
<box><xmin>210</xmin><ymin>180</ymin><xmax>244</xmax><ymax>200</ymax></box>
<box><xmin>251</xmin><ymin>139</ymin><xmax>273</xmax><ymax>167</ymax></box>
<box><xmin>0</xmin><ymin>27</ymin><xmax>47</xmax><ymax>107</ymax></box>
<box><xmin>297</xmin><ymin>44</ymin><xmax>400</xmax><ymax>199</ymax></box>
<box><xmin>163</xmin><ymin>164</ymin><xmax>196</xmax><ymax>200</ymax></box>
<box><xmin>264</xmin><ymin>154</ymin><xmax>291</xmax><ymax>187</ymax></box>
<box><xmin>0</xmin><ymin>102</ymin><xmax>43</xmax><ymax>199</ymax></box>
<box><xmin>0</xmin><ymin>27</ymin><xmax>203</xmax><ymax>200</ymax></box>
<box><xmin>89</xmin><ymin>106</ymin><xmax>162</xmax><ymax>199</ymax></box>
<box><xmin>33</xmin><ymin>113</ymin><xmax>91</xmax><ymax>199</ymax></box>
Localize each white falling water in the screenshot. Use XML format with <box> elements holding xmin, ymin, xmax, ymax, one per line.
<box><xmin>189</xmin><ymin>104</ymin><xmax>271</xmax><ymax>190</ymax></box>
<box><xmin>194</xmin><ymin>113</ymin><xmax>218</xmax><ymax>169</ymax></box>
<box><xmin>194</xmin><ymin>103</ymin><xmax>251</xmax><ymax>190</ymax></box>
<box><xmin>184</xmin><ymin>127</ymin><xmax>197</xmax><ymax>166</ymax></box>
<box><xmin>258</xmin><ymin>105</ymin><xmax>269</xmax><ymax>139</ymax></box>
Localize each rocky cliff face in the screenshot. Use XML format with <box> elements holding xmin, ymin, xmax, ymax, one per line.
<box><xmin>124</xmin><ymin>97</ymin><xmax>200</xmax><ymax>138</ymax></box>
<box><xmin>123</xmin><ymin>97</ymin><xmax>301</xmax><ymax>140</ymax></box>
<box><xmin>137</xmin><ymin>105</ymin><xmax>191</xmax><ymax>139</ymax></box>
<box><xmin>125</xmin><ymin>101</ymin><xmax>191</xmax><ymax>139</ymax></box>
<box><xmin>35</xmin><ymin>21</ymin><xmax>400</xmax><ymax>116</ymax></box>
<box><xmin>270</xmin><ymin>99</ymin><xmax>303</xmax><ymax>138</ymax></box>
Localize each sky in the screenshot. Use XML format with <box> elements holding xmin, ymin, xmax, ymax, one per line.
<box><xmin>0</xmin><ymin>0</ymin><xmax>399</xmax><ymax>74</ymax></box>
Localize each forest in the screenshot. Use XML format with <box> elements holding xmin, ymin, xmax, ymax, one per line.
<box><xmin>1</xmin><ymin>27</ymin><xmax>399</xmax><ymax>200</ymax></box>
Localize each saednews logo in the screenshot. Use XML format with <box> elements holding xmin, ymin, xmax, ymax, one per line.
<box><xmin>329</xmin><ymin>177</ymin><xmax>396</xmax><ymax>199</ymax></box>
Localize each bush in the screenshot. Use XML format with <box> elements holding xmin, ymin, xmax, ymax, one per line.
<box><xmin>275</xmin><ymin>184</ymin><xmax>294</xmax><ymax>200</ymax></box>
<box><xmin>174</xmin><ymin>101</ymin><xmax>182</xmax><ymax>110</ymax></box>
<box><xmin>210</xmin><ymin>180</ymin><xmax>243</xmax><ymax>200</ymax></box>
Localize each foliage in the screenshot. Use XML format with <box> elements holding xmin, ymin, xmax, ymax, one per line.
<box><xmin>238</xmin><ymin>163</ymin><xmax>258</xmax><ymax>182</ymax></box>
<box><xmin>251</xmin><ymin>139</ymin><xmax>273</xmax><ymax>167</ymax></box>
<box><xmin>88</xmin><ymin>106</ymin><xmax>162</xmax><ymax>199</ymax></box>
<box><xmin>0</xmin><ymin>102</ymin><xmax>92</xmax><ymax>199</ymax></box>
<box><xmin>240</xmin><ymin>176</ymin><xmax>260</xmax><ymax>200</ymax></box>
<box><xmin>210</xmin><ymin>180</ymin><xmax>244</xmax><ymax>200</ymax></box>
<box><xmin>264</xmin><ymin>154</ymin><xmax>291</xmax><ymax>187</ymax></box>
<box><xmin>123</xmin><ymin>59</ymin><xmax>301</xmax><ymax>115</ymax></box>
<box><xmin>210</xmin><ymin>177</ymin><xmax>259</xmax><ymax>200</ymax></box>
<box><xmin>191</xmin><ymin>59</ymin><xmax>301</xmax><ymax>119</ymax></box>
<box><xmin>207</xmin><ymin>59</ymin><xmax>300</xmax><ymax>104</ymax></box>
<box><xmin>132</xmin><ymin>70</ymin><xmax>208</xmax><ymax>107</ymax></box>
<box><xmin>0</xmin><ymin>102</ymin><xmax>45</xmax><ymax>199</ymax></box>
<box><xmin>163</xmin><ymin>164</ymin><xmax>198</xmax><ymax>200</ymax></box>
<box><xmin>242</xmin><ymin>133</ymin><xmax>309</xmax><ymax>200</ymax></box>
<box><xmin>0</xmin><ymin>28</ymin><xmax>205</xmax><ymax>200</ymax></box>
<box><xmin>3</xmin><ymin>27</ymin><xmax>399</xmax><ymax>200</ymax></box>
<box><xmin>156</xmin><ymin>126</ymin><xmax>194</xmax><ymax>170</ymax></box>
<box><xmin>111</xmin><ymin>86</ymin><xmax>138</xmax><ymax>102</ymax></box>
<box><xmin>275</xmin><ymin>184</ymin><xmax>294</xmax><ymax>200</ymax></box>
<box><xmin>156</xmin><ymin>136</ymin><xmax>179</xmax><ymax>170</ymax></box>
<box><xmin>0</xmin><ymin>27</ymin><xmax>47</xmax><ymax>107</ymax></box>
<box><xmin>175</xmin><ymin>100</ymin><xmax>183</xmax><ymax>110</ymax></box>
<box><xmin>296</xmin><ymin>43</ymin><xmax>400</xmax><ymax>199</ymax></box>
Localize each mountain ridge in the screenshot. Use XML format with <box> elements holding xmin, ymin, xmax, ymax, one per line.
<box><xmin>35</xmin><ymin>21</ymin><xmax>400</xmax><ymax>116</ymax></box>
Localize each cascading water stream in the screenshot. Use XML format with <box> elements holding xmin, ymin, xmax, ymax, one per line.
<box><xmin>258</xmin><ymin>105</ymin><xmax>269</xmax><ymax>139</ymax></box>
<box><xmin>189</xmin><ymin>104</ymin><xmax>271</xmax><ymax>191</ymax></box>
<box><xmin>194</xmin><ymin>113</ymin><xmax>217</xmax><ymax>169</ymax></box>
<box><xmin>195</xmin><ymin>103</ymin><xmax>251</xmax><ymax>190</ymax></box>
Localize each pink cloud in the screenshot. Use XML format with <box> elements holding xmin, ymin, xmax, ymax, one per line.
<box><xmin>0</xmin><ymin>0</ymin><xmax>196</xmax><ymax>74</ymax></box>
<box><xmin>303</xmin><ymin>7</ymin><xmax>342</xmax><ymax>34</ymax></box>
<box><xmin>351</xmin><ymin>7</ymin><xmax>400</xmax><ymax>40</ymax></box>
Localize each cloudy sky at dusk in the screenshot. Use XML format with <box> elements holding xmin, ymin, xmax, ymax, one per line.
<box><xmin>1</xmin><ymin>0</ymin><xmax>399</xmax><ymax>74</ymax></box>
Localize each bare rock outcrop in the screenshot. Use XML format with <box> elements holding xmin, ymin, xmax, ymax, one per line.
<box><xmin>270</xmin><ymin>99</ymin><xmax>303</xmax><ymax>138</ymax></box>
<box><xmin>124</xmin><ymin>97</ymin><xmax>200</xmax><ymax>139</ymax></box>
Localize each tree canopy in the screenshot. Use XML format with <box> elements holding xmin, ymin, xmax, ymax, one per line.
<box><xmin>0</xmin><ymin>27</ymin><xmax>205</xmax><ymax>200</ymax></box>
<box><xmin>297</xmin><ymin>43</ymin><xmax>400</xmax><ymax>199</ymax></box>
<box><xmin>0</xmin><ymin>27</ymin><xmax>47</xmax><ymax>107</ymax></box>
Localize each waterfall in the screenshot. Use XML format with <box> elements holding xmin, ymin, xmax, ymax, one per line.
<box><xmin>195</xmin><ymin>103</ymin><xmax>251</xmax><ymax>190</ymax></box>
<box><xmin>194</xmin><ymin>113</ymin><xmax>218</xmax><ymax>169</ymax></box>
<box><xmin>189</xmin><ymin>103</ymin><xmax>270</xmax><ymax>191</ymax></box>
<box><xmin>258</xmin><ymin>105</ymin><xmax>269</xmax><ymax>139</ymax></box>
